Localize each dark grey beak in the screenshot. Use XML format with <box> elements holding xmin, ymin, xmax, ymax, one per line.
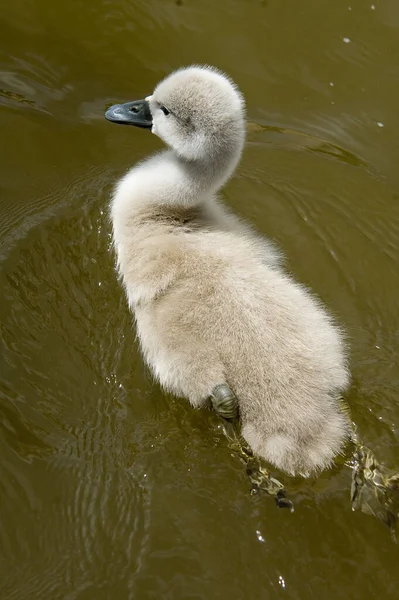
<box><xmin>105</xmin><ymin>99</ymin><xmax>152</xmax><ymax>128</ymax></box>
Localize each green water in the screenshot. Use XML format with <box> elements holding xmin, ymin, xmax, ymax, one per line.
<box><xmin>1</xmin><ymin>1</ymin><xmax>399</xmax><ymax>598</ymax></box>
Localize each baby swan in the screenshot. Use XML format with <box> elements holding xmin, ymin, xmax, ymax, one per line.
<box><xmin>106</xmin><ymin>65</ymin><xmax>351</xmax><ymax>477</ymax></box>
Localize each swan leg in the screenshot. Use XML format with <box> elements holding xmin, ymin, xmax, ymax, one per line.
<box><xmin>210</xmin><ymin>384</ymin><xmax>293</xmax><ymax>510</ymax></box>
<box><xmin>209</xmin><ymin>383</ymin><xmax>239</xmax><ymax>421</ymax></box>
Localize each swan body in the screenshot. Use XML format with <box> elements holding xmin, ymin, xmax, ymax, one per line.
<box><xmin>107</xmin><ymin>66</ymin><xmax>351</xmax><ymax>476</ymax></box>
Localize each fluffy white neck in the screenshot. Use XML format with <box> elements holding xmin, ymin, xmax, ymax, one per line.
<box><xmin>112</xmin><ymin>126</ymin><xmax>245</xmax><ymax>225</ymax></box>
<box><xmin>110</xmin><ymin>121</ymin><xmax>246</xmax><ymax>304</ymax></box>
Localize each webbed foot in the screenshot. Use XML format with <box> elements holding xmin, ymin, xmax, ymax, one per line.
<box><xmin>246</xmin><ymin>458</ymin><xmax>294</xmax><ymax>511</ymax></box>
<box><xmin>210</xmin><ymin>383</ymin><xmax>293</xmax><ymax>510</ymax></box>
<box><xmin>220</xmin><ymin>420</ymin><xmax>294</xmax><ymax>511</ymax></box>
<box><xmin>350</xmin><ymin>442</ymin><xmax>399</xmax><ymax>540</ymax></box>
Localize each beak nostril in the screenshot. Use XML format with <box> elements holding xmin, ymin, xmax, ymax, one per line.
<box><xmin>105</xmin><ymin>99</ymin><xmax>152</xmax><ymax>128</ymax></box>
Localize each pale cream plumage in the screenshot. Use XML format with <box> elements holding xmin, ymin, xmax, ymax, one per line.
<box><xmin>109</xmin><ymin>66</ymin><xmax>351</xmax><ymax>476</ymax></box>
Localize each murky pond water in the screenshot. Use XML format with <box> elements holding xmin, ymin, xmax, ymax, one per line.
<box><xmin>1</xmin><ymin>0</ymin><xmax>399</xmax><ymax>598</ymax></box>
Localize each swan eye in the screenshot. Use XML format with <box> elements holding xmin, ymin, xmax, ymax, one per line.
<box><xmin>160</xmin><ymin>105</ymin><xmax>170</xmax><ymax>116</ymax></box>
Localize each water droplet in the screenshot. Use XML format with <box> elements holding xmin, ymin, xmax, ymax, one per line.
<box><xmin>348</xmin><ymin>6</ymin><xmax>352</xmax><ymax>10</ymax></box>
<box><xmin>343</xmin><ymin>37</ymin><xmax>351</xmax><ymax>43</ymax></box>
<box><xmin>371</xmin><ymin>4</ymin><xmax>375</xmax><ymax>9</ymax></box>
<box><xmin>278</xmin><ymin>575</ymin><xmax>286</xmax><ymax>588</ymax></box>
<box><xmin>376</xmin><ymin>345</ymin><xmax>380</xmax><ymax>349</ymax></box>
<box><xmin>256</xmin><ymin>530</ymin><xmax>265</xmax><ymax>542</ymax></box>
<box><xmin>377</xmin><ymin>122</ymin><xmax>384</xmax><ymax>128</ymax></box>
<box><xmin>98</xmin><ymin>281</ymin><xmax>102</xmax><ymax>286</ymax></box>
<box><xmin>329</xmin><ymin>81</ymin><xmax>334</xmax><ymax>87</ymax></box>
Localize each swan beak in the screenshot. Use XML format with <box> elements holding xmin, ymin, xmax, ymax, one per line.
<box><xmin>105</xmin><ymin>99</ymin><xmax>152</xmax><ymax>128</ymax></box>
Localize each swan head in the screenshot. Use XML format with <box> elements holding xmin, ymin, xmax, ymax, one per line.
<box><xmin>105</xmin><ymin>66</ymin><xmax>246</xmax><ymax>162</ymax></box>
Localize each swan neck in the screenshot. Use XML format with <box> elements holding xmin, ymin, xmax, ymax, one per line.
<box><xmin>173</xmin><ymin>137</ymin><xmax>244</xmax><ymax>203</ymax></box>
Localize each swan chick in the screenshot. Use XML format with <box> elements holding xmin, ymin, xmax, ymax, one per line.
<box><xmin>106</xmin><ymin>65</ymin><xmax>351</xmax><ymax>477</ymax></box>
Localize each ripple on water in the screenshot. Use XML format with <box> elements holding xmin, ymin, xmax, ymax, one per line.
<box><xmin>0</xmin><ymin>179</ymin><xmax>153</xmax><ymax>598</ymax></box>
